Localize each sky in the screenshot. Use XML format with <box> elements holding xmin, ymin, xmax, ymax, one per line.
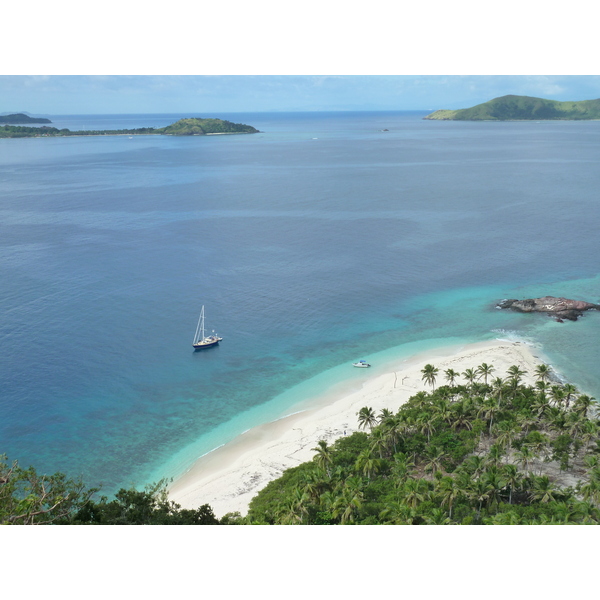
<box><xmin>2</xmin><ymin>75</ymin><xmax>600</xmax><ymax>115</ymax></box>
<box><xmin>2</xmin><ymin>1</ymin><xmax>598</xmax><ymax>115</ymax></box>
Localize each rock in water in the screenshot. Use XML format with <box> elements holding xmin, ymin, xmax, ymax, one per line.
<box><xmin>497</xmin><ymin>296</ymin><xmax>600</xmax><ymax>321</ymax></box>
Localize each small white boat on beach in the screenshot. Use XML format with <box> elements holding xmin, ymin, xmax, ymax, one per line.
<box><xmin>193</xmin><ymin>305</ymin><xmax>222</xmax><ymax>350</ymax></box>
<box><xmin>353</xmin><ymin>360</ymin><xmax>371</xmax><ymax>368</ymax></box>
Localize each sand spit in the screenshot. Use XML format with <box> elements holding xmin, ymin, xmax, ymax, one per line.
<box><xmin>168</xmin><ymin>339</ymin><xmax>546</xmax><ymax>518</ymax></box>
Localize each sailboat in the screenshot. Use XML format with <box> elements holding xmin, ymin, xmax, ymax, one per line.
<box><xmin>193</xmin><ymin>306</ymin><xmax>223</xmax><ymax>350</ymax></box>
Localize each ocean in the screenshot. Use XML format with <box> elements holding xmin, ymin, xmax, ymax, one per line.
<box><xmin>1</xmin><ymin>110</ymin><xmax>599</xmax><ymax>495</ymax></box>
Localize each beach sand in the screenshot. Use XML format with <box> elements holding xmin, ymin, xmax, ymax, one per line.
<box><xmin>168</xmin><ymin>338</ymin><xmax>547</xmax><ymax>518</ymax></box>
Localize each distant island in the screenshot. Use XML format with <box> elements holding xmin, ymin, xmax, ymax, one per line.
<box><xmin>0</xmin><ymin>113</ymin><xmax>52</xmax><ymax>124</ymax></box>
<box><xmin>0</xmin><ymin>117</ymin><xmax>259</xmax><ymax>139</ymax></box>
<box><xmin>424</xmin><ymin>95</ymin><xmax>600</xmax><ymax>121</ymax></box>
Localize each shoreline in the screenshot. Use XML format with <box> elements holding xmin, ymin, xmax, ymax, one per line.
<box><xmin>168</xmin><ymin>338</ymin><xmax>549</xmax><ymax>518</ymax></box>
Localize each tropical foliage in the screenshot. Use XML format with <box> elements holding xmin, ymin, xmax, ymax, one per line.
<box><xmin>245</xmin><ymin>363</ymin><xmax>600</xmax><ymax>524</ymax></box>
<box><xmin>0</xmin><ymin>457</ymin><xmax>220</xmax><ymax>525</ymax></box>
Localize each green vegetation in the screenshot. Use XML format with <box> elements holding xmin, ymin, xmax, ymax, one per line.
<box><xmin>0</xmin><ymin>457</ymin><xmax>221</xmax><ymax>525</ymax></box>
<box><xmin>4</xmin><ymin>360</ymin><xmax>600</xmax><ymax>525</ymax></box>
<box><xmin>245</xmin><ymin>362</ymin><xmax>600</xmax><ymax>524</ymax></box>
<box><xmin>424</xmin><ymin>95</ymin><xmax>600</xmax><ymax>121</ymax></box>
<box><xmin>158</xmin><ymin>118</ymin><xmax>259</xmax><ymax>135</ymax></box>
<box><xmin>0</xmin><ymin>125</ymin><xmax>157</xmax><ymax>138</ymax></box>
<box><xmin>0</xmin><ymin>117</ymin><xmax>259</xmax><ymax>138</ymax></box>
<box><xmin>0</xmin><ymin>113</ymin><xmax>52</xmax><ymax>124</ymax></box>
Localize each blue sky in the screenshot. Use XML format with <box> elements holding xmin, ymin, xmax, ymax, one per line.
<box><xmin>2</xmin><ymin>75</ymin><xmax>600</xmax><ymax>115</ymax></box>
<box><xmin>3</xmin><ymin>0</ymin><xmax>597</xmax><ymax>116</ymax></box>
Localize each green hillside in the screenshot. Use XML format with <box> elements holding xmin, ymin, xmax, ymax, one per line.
<box><xmin>424</xmin><ymin>95</ymin><xmax>600</xmax><ymax>121</ymax></box>
<box><xmin>0</xmin><ymin>113</ymin><xmax>52</xmax><ymax>124</ymax></box>
<box><xmin>157</xmin><ymin>118</ymin><xmax>259</xmax><ymax>135</ymax></box>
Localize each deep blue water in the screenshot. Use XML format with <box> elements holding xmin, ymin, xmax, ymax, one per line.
<box><xmin>1</xmin><ymin>111</ymin><xmax>599</xmax><ymax>494</ymax></box>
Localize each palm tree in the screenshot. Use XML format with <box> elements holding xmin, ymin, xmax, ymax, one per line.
<box><xmin>483</xmin><ymin>470</ymin><xmax>507</xmax><ymax>510</ymax></box>
<box><xmin>332</xmin><ymin>477</ymin><xmax>364</xmax><ymax>524</ymax></box>
<box><xmin>450</xmin><ymin>402</ymin><xmax>473</xmax><ymax>431</ymax></box>
<box><xmin>462</xmin><ymin>368</ymin><xmax>477</xmax><ymax>387</ymax></box>
<box><xmin>436</xmin><ymin>476</ymin><xmax>461</xmax><ymax>520</ymax></box>
<box><xmin>516</xmin><ymin>412</ymin><xmax>537</xmax><ymax>435</ymax></box>
<box><xmin>477</xmin><ymin>396</ymin><xmax>500</xmax><ymax>434</ymax></box>
<box><xmin>377</xmin><ymin>408</ymin><xmax>393</xmax><ymax>424</ymax></box>
<box><xmin>476</xmin><ymin>362</ymin><xmax>495</xmax><ymax>386</ymax></box>
<box><xmin>530</xmin><ymin>475</ymin><xmax>559</xmax><ymax>504</ymax></box>
<box><xmin>421</xmin><ymin>364</ymin><xmax>439</xmax><ymax>390</ymax></box>
<box><xmin>391</xmin><ymin>452</ymin><xmax>415</xmax><ymax>483</ymax></box>
<box><xmin>423</xmin><ymin>446</ymin><xmax>446</xmax><ymax>477</ymax></box>
<box><xmin>494</xmin><ymin>421</ymin><xmax>521</xmax><ymax>456</ymax></box>
<box><xmin>491</xmin><ymin>377</ymin><xmax>507</xmax><ymax>408</ymax></box>
<box><xmin>566</xmin><ymin>412</ymin><xmax>585</xmax><ymax>441</ymax></box>
<box><xmin>562</xmin><ymin>383</ymin><xmax>578</xmax><ymax>408</ymax></box>
<box><xmin>424</xmin><ymin>508</ymin><xmax>452</xmax><ymax>525</ymax></box>
<box><xmin>416</xmin><ymin>412</ymin><xmax>437</xmax><ymax>442</ymax></box>
<box><xmin>535</xmin><ymin>380</ymin><xmax>550</xmax><ymax>395</ymax></box>
<box><xmin>534</xmin><ymin>363</ymin><xmax>551</xmax><ymax>383</ymax></box>
<box><xmin>432</xmin><ymin>398</ymin><xmax>453</xmax><ymax>425</ymax></box>
<box><xmin>574</xmin><ymin>395</ymin><xmax>596</xmax><ymax>419</ymax></box>
<box><xmin>354</xmin><ymin>449</ymin><xmax>382</xmax><ymax>480</ymax></box>
<box><xmin>402</xmin><ymin>478</ymin><xmax>428</xmax><ymax>510</ymax></box>
<box><xmin>444</xmin><ymin>368</ymin><xmax>460</xmax><ymax>387</ymax></box>
<box><xmin>411</xmin><ymin>390</ymin><xmax>431</xmax><ymax>410</ymax></box>
<box><xmin>549</xmin><ymin>385</ymin><xmax>566</xmax><ymax>409</ymax></box>
<box><xmin>378</xmin><ymin>415</ymin><xmax>401</xmax><ymax>454</ymax></box>
<box><xmin>507</xmin><ymin>365</ymin><xmax>527</xmax><ymax>383</ymax></box>
<box><xmin>485</xmin><ymin>444</ymin><xmax>505</xmax><ymax>468</ymax></box>
<box><xmin>468</xmin><ymin>479</ymin><xmax>492</xmax><ymax>519</ymax></box>
<box><xmin>356</xmin><ymin>406</ymin><xmax>377</xmax><ymax>431</ymax></box>
<box><xmin>312</xmin><ymin>440</ymin><xmax>333</xmax><ymax>477</ymax></box>
<box><xmin>462</xmin><ymin>455</ymin><xmax>486</xmax><ymax>479</ymax></box>
<box><xmin>277</xmin><ymin>487</ymin><xmax>308</xmax><ymax>524</ymax></box>
<box><xmin>369</xmin><ymin>427</ymin><xmax>389</xmax><ymax>459</ymax></box>
<box><xmin>581</xmin><ymin>420</ymin><xmax>598</xmax><ymax>453</ymax></box>
<box><xmin>581</xmin><ymin>478</ymin><xmax>600</xmax><ymax>507</ymax></box>
<box><xmin>502</xmin><ymin>464</ymin><xmax>522</xmax><ymax>505</ymax></box>
<box><xmin>515</xmin><ymin>445</ymin><xmax>534</xmax><ymax>474</ymax></box>
<box><xmin>301</xmin><ymin>469</ymin><xmax>329</xmax><ymax>503</ymax></box>
<box><xmin>379</xmin><ymin>501</ymin><xmax>417</xmax><ymax>525</ymax></box>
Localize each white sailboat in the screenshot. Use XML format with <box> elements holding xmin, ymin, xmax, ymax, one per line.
<box><xmin>193</xmin><ymin>306</ymin><xmax>222</xmax><ymax>350</ymax></box>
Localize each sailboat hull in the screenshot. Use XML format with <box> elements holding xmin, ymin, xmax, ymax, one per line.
<box><xmin>193</xmin><ymin>337</ymin><xmax>222</xmax><ymax>350</ymax></box>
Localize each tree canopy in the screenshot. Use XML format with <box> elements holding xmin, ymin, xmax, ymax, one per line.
<box><xmin>245</xmin><ymin>363</ymin><xmax>600</xmax><ymax>524</ymax></box>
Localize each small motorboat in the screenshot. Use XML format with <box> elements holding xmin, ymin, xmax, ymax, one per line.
<box><xmin>353</xmin><ymin>360</ymin><xmax>371</xmax><ymax>368</ymax></box>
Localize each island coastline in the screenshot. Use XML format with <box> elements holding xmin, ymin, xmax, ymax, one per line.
<box><xmin>168</xmin><ymin>338</ymin><xmax>552</xmax><ymax>518</ymax></box>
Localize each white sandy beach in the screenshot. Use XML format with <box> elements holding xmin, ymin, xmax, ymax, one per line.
<box><xmin>168</xmin><ymin>338</ymin><xmax>548</xmax><ymax>517</ymax></box>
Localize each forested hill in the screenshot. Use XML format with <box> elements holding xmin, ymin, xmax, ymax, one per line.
<box><xmin>0</xmin><ymin>117</ymin><xmax>259</xmax><ymax>138</ymax></box>
<box><xmin>157</xmin><ymin>118</ymin><xmax>259</xmax><ymax>135</ymax></box>
<box><xmin>424</xmin><ymin>95</ymin><xmax>600</xmax><ymax>121</ymax></box>
<box><xmin>0</xmin><ymin>113</ymin><xmax>52</xmax><ymax>124</ymax></box>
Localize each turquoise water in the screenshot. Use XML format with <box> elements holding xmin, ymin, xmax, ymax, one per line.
<box><xmin>1</xmin><ymin>111</ymin><xmax>599</xmax><ymax>495</ymax></box>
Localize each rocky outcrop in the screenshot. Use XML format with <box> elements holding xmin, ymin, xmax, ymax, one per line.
<box><xmin>497</xmin><ymin>296</ymin><xmax>600</xmax><ymax>322</ymax></box>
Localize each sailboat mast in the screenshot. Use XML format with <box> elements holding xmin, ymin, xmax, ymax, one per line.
<box><xmin>194</xmin><ymin>306</ymin><xmax>205</xmax><ymax>343</ymax></box>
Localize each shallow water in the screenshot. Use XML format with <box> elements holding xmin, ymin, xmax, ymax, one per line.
<box><xmin>1</xmin><ymin>111</ymin><xmax>598</xmax><ymax>494</ymax></box>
